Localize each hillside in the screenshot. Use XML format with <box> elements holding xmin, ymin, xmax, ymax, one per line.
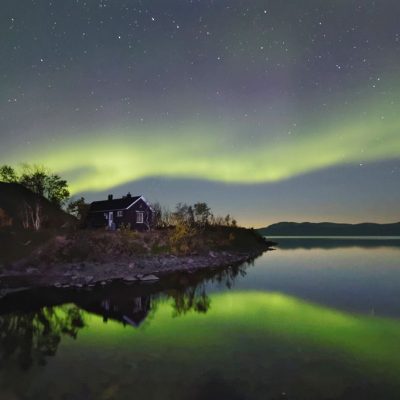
<box><xmin>0</xmin><ymin>182</ymin><xmax>76</xmax><ymax>230</ymax></box>
<box><xmin>0</xmin><ymin>182</ymin><xmax>76</xmax><ymax>263</ymax></box>
<box><xmin>257</xmin><ymin>222</ymin><xmax>400</xmax><ymax>236</ymax></box>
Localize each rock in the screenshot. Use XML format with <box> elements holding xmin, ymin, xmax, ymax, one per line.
<box><xmin>54</xmin><ymin>282</ymin><xmax>62</xmax><ymax>288</ymax></box>
<box><xmin>209</xmin><ymin>251</ymin><xmax>217</xmax><ymax>258</ymax></box>
<box><xmin>128</xmin><ymin>262</ymin><xmax>135</xmax><ymax>269</ymax></box>
<box><xmin>101</xmin><ymin>281</ymin><xmax>107</xmax><ymax>286</ymax></box>
<box><xmin>26</xmin><ymin>267</ymin><xmax>39</xmax><ymax>274</ymax></box>
<box><xmin>124</xmin><ymin>276</ymin><xmax>138</xmax><ymax>282</ymax></box>
<box><xmin>85</xmin><ymin>275</ymin><xmax>94</xmax><ymax>283</ymax></box>
<box><xmin>140</xmin><ymin>274</ymin><xmax>159</xmax><ymax>282</ymax></box>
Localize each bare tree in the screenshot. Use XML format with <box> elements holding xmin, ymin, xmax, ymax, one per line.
<box><xmin>21</xmin><ymin>201</ymin><xmax>44</xmax><ymax>231</ymax></box>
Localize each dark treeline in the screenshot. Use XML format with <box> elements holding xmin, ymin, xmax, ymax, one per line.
<box><xmin>0</xmin><ymin>164</ymin><xmax>69</xmax><ymax>208</ymax></box>
<box><xmin>152</xmin><ymin>201</ymin><xmax>237</xmax><ymax>229</ymax></box>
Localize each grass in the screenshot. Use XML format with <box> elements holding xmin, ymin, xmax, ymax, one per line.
<box><xmin>1</xmin><ymin>225</ymin><xmax>271</xmax><ymax>267</ymax></box>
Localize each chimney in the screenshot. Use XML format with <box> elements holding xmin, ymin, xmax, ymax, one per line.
<box><xmin>126</xmin><ymin>192</ymin><xmax>132</xmax><ymax>198</ymax></box>
<box><xmin>108</xmin><ymin>194</ymin><xmax>113</xmax><ymax>201</ymax></box>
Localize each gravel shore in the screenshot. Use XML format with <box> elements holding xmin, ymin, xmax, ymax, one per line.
<box><xmin>0</xmin><ymin>248</ymin><xmax>271</xmax><ymax>292</ymax></box>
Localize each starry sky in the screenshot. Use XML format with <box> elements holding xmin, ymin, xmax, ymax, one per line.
<box><xmin>1</xmin><ymin>0</ymin><xmax>399</xmax><ymax>227</ymax></box>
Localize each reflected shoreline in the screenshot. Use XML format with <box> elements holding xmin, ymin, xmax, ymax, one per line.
<box><xmin>0</xmin><ymin>261</ymin><xmax>254</xmax><ymax>370</ymax></box>
<box><xmin>1</xmin><ymin>240</ymin><xmax>400</xmax><ymax>399</ymax></box>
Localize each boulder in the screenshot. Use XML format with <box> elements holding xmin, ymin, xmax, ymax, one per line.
<box><xmin>124</xmin><ymin>276</ymin><xmax>138</xmax><ymax>282</ymax></box>
<box><xmin>140</xmin><ymin>274</ymin><xmax>159</xmax><ymax>282</ymax></box>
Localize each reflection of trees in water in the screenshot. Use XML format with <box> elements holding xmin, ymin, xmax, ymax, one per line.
<box><xmin>168</xmin><ymin>285</ymin><xmax>211</xmax><ymax>317</ymax></box>
<box><xmin>166</xmin><ymin>261</ymin><xmax>251</xmax><ymax>316</ymax></box>
<box><xmin>211</xmin><ymin>261</ymin><xmax>249</xmax><ymax>289</ymax></box>
<box><xmin>0</xmin><ymin>305</ymin><xmax>84</xmax><ymax>370</ymax></box>
<box><xmin>0</xmin><ymin>258</ymin><xmax>255</xmax><ymax>371</ymax></box>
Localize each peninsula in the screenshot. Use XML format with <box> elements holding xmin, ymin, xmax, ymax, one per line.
<box><xmin>0</xmin><ymin>172</ymin><xmax>275</xmax><ymax>291</ymax></box>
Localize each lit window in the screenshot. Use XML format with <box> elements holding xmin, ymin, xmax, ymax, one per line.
<box><xmin>117</xmin><ymin>211</ymin><xmax>123</xmax><ymax>217</ymax></box>
<box><xmin>136</xmin><ymin>211</ymin><xmax>144</xmax><ymax>223</ymax></box>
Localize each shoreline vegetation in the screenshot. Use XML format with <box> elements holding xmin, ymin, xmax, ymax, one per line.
<box><xmin>0</xmin><ymin>164</ymin><xmax>276</xmax><ymax>291</ymax></box>
<box><xmin>1</xmin><ymin>226</ymin><xmax>275</xmax><ymax>291</ymax></box>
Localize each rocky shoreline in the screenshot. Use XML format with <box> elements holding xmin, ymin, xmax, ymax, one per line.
<box><xmin>0</xmin><ymin>248</ymin><xmax>272</xmax><ymax>293</ymax></box>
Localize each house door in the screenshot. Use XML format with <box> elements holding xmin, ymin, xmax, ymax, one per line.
<box><xmin>108</xmin><ymin>212</ymin><xmax>113</xmax><ymax>228</ymax></box>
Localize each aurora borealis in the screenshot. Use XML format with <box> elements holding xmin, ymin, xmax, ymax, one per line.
<box><xmin>1</xmin><ymin>1</ymin><xmax>399</xmax><ymax>226</ymax></box>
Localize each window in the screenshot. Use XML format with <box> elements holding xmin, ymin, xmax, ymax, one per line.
<box><xmin>104</xmin><ymin>213</ymin><xmax>108</xmax><ymax>220</ymax></box>
<box><xmin>117</xmin><ymin>211</ymin><xmax>123</xmax><ymax>217</ymax></box>
<box><xmin>136</xmin><ymin>211</ymin><xmax>144</xmax><ymax>223</ymax></box>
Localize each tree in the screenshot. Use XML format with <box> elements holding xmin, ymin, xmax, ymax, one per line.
<box><xmin>45</xmin><ymin>174</ymin><xmax>70</xmax><ymax>208</ymax></box>
<box><xmin>193</xmin><ymin>202</ymin><xmax>212</xmax><ymax>227</ymax></box>
<box><xmin>161</xmin><ymin>206</ymin><xmax>172</xmax><ymax>227</ymax></box>
<box><xmin>19</xmin><ymin>164</ymin><xmax>48</xmax><ymax>196</ymax></box>
<box><xmin>20</xmin><ymin>201</ymin><xmax>44</xmax><ymax>231</ymax></box>
<box><xmin>151</xmin><ymin>202</ymin><xmax>163</xmax><ymax>228</ymax></box>
<box><xmin>66</xmin><ymin>197</ymin><xmax>89</xmax><ymax>221</ymax></box>
<box><xmin>172</xmin><ymin>202</ymin><xmax>190</xmax><ymax>225</ymax></box>
<box><xmin>19</xmin><ymin>164</ymin><xmax>70</xmax><ymax>208</ymax></box>
<box><xmin>187</xmin><ymin>205</ymin><xmax>195</xmax><ymax>227</ymax></box>
<box><xmin>0</xmin><ymin>165</ymin><xmax>18</xmax><ymax>183</ymax></box>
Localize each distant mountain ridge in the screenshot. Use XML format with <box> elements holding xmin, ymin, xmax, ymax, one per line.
<box><xmin>257</xmin><ymin>222</ymin><xmax>400</xmax><ymax>236</ymax></box>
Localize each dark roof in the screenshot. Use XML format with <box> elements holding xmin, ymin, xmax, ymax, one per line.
<box><xmin>89</xmin><ymin>196</ymin><xmax>141</xmax><ymax>212</ymax></box>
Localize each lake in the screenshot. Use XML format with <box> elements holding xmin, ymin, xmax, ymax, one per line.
<box><xmin>1</xmin><ymin>237</ymin><xmax>400</xmax><ymax>400</ymax></box>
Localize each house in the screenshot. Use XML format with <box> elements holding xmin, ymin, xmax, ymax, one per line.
<box><xmin>78</xmin><ymin>295</ymin><xmax>152</xmax><ymax>328</ymax></box>
<box><xmin>86</xmin><ymin>193</ymin><xmax>153</xmax><ymax>231</ymax></box>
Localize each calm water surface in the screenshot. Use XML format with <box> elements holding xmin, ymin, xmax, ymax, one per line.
<box><xmin>1</xmin><ymin>238</ymin><xmax>400</xmax><ymax>400</ymax></box>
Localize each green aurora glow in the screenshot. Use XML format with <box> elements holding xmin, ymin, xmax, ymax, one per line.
<box><xmin>75</xmin><ymin>291</ymin><xmax>400</xmax><ymax>377</ymax></box>
<box><xmin>5</xmin><ymin>92</ymin><xmax>400</xmax><ymax>194</ymax></box>
<box><xmin>5</xmin><ymin>291</ymin><xmax>400</xmax><ymax>398</ymax></box>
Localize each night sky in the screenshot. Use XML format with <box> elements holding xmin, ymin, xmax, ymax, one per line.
<box><xmin>1</xmin><ymin>0</ymin><xmax>399</xmax><ymax>226</ymax></box>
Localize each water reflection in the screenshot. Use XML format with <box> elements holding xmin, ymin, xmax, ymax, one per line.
<box><xmin>270</xmin><ymin>237</ymin><xmax>400</xmax><ymax>249</ymax></box>
<box><xmin>1</xmin><ymin>245</ymin><xmax>400</xmax><ymax>399</ymax></box>
<box><xmin>0</xmin><ymin>261</ymin><xmax>252</xmax><ymax>371</ymax></box>
<box><xmin>0</xmin><ymin>305</ymin><xmax>84</xmax><ymax>370</ymax></box>
<box><xmin>3</xmin><ymin>290</ymin><xmax>400</xmax><ymax>398</ymax></box>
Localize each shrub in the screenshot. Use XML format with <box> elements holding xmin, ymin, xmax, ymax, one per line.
<box><xmin>169</xmin><ymin>220</ymin><xmax>196</xmax><ymax>255</ymax></box>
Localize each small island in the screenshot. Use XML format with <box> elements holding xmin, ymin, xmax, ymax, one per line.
<box><xmin>0</xmin><ymin>164</ymin><xmax>275</xmax><ymax>292</ymax></box>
